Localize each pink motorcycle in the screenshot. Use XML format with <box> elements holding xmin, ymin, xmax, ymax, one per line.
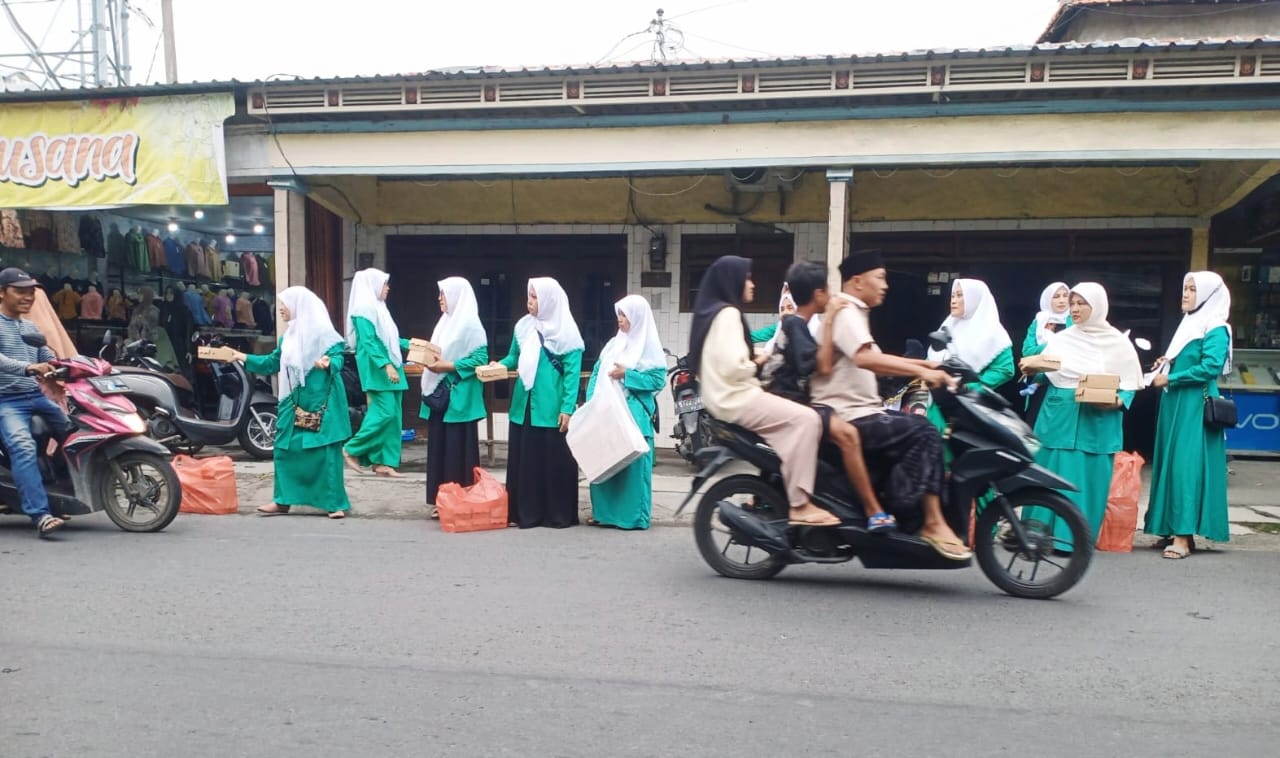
<box><xmin>0</xmin><ymin>336</ymin><xmax>181</xmax><ymax>533</ymax></box>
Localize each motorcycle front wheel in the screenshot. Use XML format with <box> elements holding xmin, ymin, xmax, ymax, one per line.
<box><xmin>98</xmin><ymin>451</ymin><xmax>182</xmax><ymax>533</ymax></box>
<box><xmin>973</xmin><ymin>488</ymin><xmax>1092</xmax><ymax>600</ymax></box>
<box><xmin>239</xmin><ymin>401</ymin><xmax>277</xmax><ymax>460</ymax></box>
<box><xmin>694</xmin><ymin>474</ymin><xmax>788</xmax><ymax>580</ymax></box>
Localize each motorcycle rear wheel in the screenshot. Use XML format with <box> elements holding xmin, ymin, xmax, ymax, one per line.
<box><xmin>98</xmin><ymin>451</ymin><xmax>181</xmax><ymax>533</ymax></box>
<box><xmin>694</xmin><ymin>474</ymin><xmax>788</xmax><ymax>580</ymax></box>
<box><xmin>973</xmin><ymin>488</ymin><xmax>1092</xmax><ymax>600</ymax></box>
<box><xmin>239</xmin><ymin>401</ymin><xmax>277</xmax><ymax>460</ymax></box>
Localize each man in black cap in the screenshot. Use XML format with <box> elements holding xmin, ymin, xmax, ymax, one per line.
<box><xmin>0</xmin><ymin>267</ymin><xmax>71</xmax><ymax>538</ymax></box>
<box><xmin>810</xmin><ymin>250</ymin><xmax>971</xmax><ymax>560</ymax></box>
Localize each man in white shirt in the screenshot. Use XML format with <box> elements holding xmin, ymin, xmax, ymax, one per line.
<box><xmin>810</xmin><ymin>250</ymin><xmax>971</xmax><ymax>560</ymax></box>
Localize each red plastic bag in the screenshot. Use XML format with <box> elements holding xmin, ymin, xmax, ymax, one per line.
<box><xmin>1097</xmin><ymin>451</ymin><xmax>1144</xmax><ymax>552</ymax></box>
<box><xmin>436</xmin><ymin>467</ymin><xmax>508</xmax><ymax>533</ymax></box>
<box><xmin>172</xmin><ymin>455</ymin><xmax>239</xmax><ymax>515</ymax></box>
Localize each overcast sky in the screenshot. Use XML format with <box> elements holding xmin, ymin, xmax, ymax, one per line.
<box><xmin>3</xmin><ymin>0</ymin><xmax>1062</xmax><ymax>85</ymax></box>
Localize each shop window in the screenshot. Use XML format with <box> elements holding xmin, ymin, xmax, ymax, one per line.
<box><xmin>680</xmin><ymin>234</ymin><xmax>794</xmax><ymax>313</ymax></box>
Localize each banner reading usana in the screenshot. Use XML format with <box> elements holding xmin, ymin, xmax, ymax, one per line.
<box><xmin>0</xmin><ymin>92</ymin><xmax>234</xmax><ymax>208</ymax></box>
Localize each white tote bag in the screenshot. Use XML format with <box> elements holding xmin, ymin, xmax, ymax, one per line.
<box><xmin>566</xmin><ymin>378</ymin><xmax>650</xmax><ymax>484</ymax></box>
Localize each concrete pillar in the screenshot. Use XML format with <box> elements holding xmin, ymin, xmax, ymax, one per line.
<box><xmin>272</xmin><ymin>188</ymin><xmax>307</xmax><ymax>334</ymax></box>
<box><xmin>1191</xmin><ymin>225</ymin><xmax>1211</xmax><ymax>271</ymax></box>
<box><xmin>825</xmin><ymin>169</ymin><xmax>854</xmax><ymax>291</ymax></box>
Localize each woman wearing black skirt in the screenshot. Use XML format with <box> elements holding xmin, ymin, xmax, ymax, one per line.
<box><xmin>485</xmin><ymin>277</ymin><xmax>584</xmax><ymax>528</ymax></box>
<box><xmin>419</xmin><ymin>276</ymin><xmax>489</xmax><ymax>518</ymax></box>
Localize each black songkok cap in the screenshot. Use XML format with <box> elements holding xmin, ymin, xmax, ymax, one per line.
<box><xmin>837</xmin><ymin>249</ymin><xmax>884</xmax><ymax>281</ymax></box>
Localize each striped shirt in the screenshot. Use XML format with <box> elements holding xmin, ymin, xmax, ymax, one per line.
<box><xmin>0</xmin><ymin>313</ymin><xmax>55</xmax><ymax>395</ymax></box>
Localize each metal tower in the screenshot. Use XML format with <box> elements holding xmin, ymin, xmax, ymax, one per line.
<box><xmin>0</xmin><ymin>0</ymin><xmax>135</xmax><ymax>92</ymax></box>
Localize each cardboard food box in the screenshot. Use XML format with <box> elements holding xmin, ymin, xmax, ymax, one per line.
<box><xmin>1075</xmin><ymin>373</ymin><xmax>1120</xmax><ymax>405</ymax></box>
<box><xmin>406</xmin><ymin>338</ymin><xmax>442</xmax><ymax>364</ymax></box>
<box><xmin>475</xmin><ymin>364</ymin><xmax>510</xmax><ymax>383</ymax></box>
<box><xmin>1031</xmin><ymin>354</ymin><xmax>1062</xmax><ymax>371</ymax></box>
<box><xmin>197</xmin><ymin>345</ymin><xmax>237</xmax><ymax>362</ymax></box>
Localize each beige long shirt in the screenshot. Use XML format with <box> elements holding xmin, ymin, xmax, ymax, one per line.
<box><xmin>698</xmin><ymin>307</ymin><xmax>764</xmax><ymax>422</ymax></box>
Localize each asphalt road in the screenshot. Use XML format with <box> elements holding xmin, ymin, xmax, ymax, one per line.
<box><xmin>3</xmin><ymin>515</ymin><xmax>1278</xmax><ymax>758</ymax></box>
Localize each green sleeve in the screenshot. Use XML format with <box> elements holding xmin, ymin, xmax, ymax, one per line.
<box><xmin>559</xmin><ymin>349</ymin><xmax>583</xmax><ymax>416</ymax></box>
<box><xmin>623</xmin><ymin>366</ymin><xmax>666</xmax><ymax>393</ymax></box>
<box><xmin>586</xmin><ymin>359</ymin><xmax>601</xmax><ymax>400</ymax></box>
<box><xmin>399</xmin><ymin>338</ymin><xmax>411</xmax><ymax>351</ymax></box>
<box><xmin>1119</xmin><ymin>389</ymin><xmax>1136</xmax><ymax>409</ymax></box>
<box><xmin>751</xmin><ymin>323</ymin><xmax>778</xmax><ymax>344</ymax></box>
<box><xmin>1168</xmin><ymin>327</ymin><xmax>1230</xmax><ymax>387</ymax></box>
<box><xmin>1022</xmin><ymin>318</ymin><xmax>1045</xmax><ymax>359</ymax></box>
<box><xmin>243</xmin><ymin>341</ymin><xmax>283</xmax><ymax>375</ymax></box>
<box><xmin>498</xmin><ymin>335</ymin><xmax>520</xmax><ymax>370</ymax></box>
<box><xmin>976</xmin><ymin>347</ymin><xmax>1016</xmax><ymax>390</ymax></box>
<box><xmin>453</xmin><ymin>345</ymin><xmax>488</xmax><ymax>379</ymax></box>
<box><xmin>354</xmin><ymin>317</ymin><xmax>395</xmax><ymax>368</ymax></box>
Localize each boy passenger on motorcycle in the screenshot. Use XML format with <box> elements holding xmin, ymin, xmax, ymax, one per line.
<box><xmin>809</xmin><ymin>251</ymin><xmax>971</xmax><ymax>560</ymax></box>
<box><xmin>0</xmin><ymin>268</ymin><xmax>72</xmax><ymax>538</ymax></box>
<box><xmin>760</xmin><ymin>262</ymin><xmax>897</xmax><ymax>532</ymax></box>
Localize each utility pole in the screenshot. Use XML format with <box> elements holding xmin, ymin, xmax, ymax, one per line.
<box><xmin>161</xmin><ymin>0</ymin><xmax>177</xmax><ymax>83</ymax></box>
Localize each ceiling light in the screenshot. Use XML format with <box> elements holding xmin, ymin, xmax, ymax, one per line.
<box><xmin>225</xmin><ymin>233</ymin><xmax>236</xmax><ymax>244</ymax></box>
<box><xmin>252</xmin><ymin>223</ymin><xmax>265</xmax><ymax>235</ymax></box>
<box><xmin>193</xmin><ymin>209</ymin><xmax>205</xmax><ymax>220</ymax></box>
<box><xmin>167</xmin><ymin>221</ymin><xmax>179</xmax><ymax>233</ymax></box>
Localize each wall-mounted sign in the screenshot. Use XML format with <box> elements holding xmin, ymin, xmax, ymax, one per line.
<box><xmin>0</xmin><ymin>93</ymin><xmax>234</xmax><ymax>208</ymax></box>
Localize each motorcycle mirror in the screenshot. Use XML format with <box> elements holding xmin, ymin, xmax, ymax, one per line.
<box><xmin>926</xmin><ymin>327</ymin><xmax>950</xmax><ymax>353</ymax></box>
<box><xmin>21</xmin><ymin>333</ymin><xmax>47</xmax><ymax>349</ymax></box>
<box><xmin>102</xmin><ymin>329</ymin><xmax>113</xmax><ymax>345</ymax></box>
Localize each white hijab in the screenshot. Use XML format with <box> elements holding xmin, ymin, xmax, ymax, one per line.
<box><xmin>1034</xmin><ymin>281</ymin><xmax>1071</xmax><ymax>346</ymax></box>
<box><xmin>927</xmin><ymin>278</ymin><xmax>1012</xmax><ymax>373</ymax></box>
<box><xmin>278</xmin><ymin>286</ymin><xmax>343</xmax><ymax>399</ymax></box>
<box><xmin>421</xmin><ymin>276</ymin><xmax>488</xmax><ymax>396</ymax></box>
<box><xmin>598</xmin><ymin>295</ymin><xmax>665</xmax><ymax>375</ymax></box>
<box><xmin>1164</xmin><ymin>271</ymin><xmax>1233</xmax><ymax>375</ymax></box>
<box><xmin>516</xmin><ymin>277</ymin><xmax>584</xmax><ymax>390</ymax></box>
<box><xmin>345</xmin><ymin>268</ymin><xmax>402</xmax><ymax>367</ymax></box>
<box><xmin>1043</xmin><ymin>282</ymin><xmax>1143</xmax><ymax>391</ymax></box>
<box><xmin>763</xmin><ymin>285</ymin><xmax>797</xmax><ymax>353</ymax></box>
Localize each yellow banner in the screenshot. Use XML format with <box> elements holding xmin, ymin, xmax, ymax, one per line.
<box><xmin>0</xmin><ymin>92</ymin><xmax>234</xmax><ymax>208</ymax></box>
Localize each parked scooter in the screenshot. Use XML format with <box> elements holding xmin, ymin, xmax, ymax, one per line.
<box><xmin>105</xmin><ymin>333</ymin><xmax>278</xmax><ymax>459</ymax></box>
<box><xmin>0</xmin><ymin>335</ymin><xmax>181</xmax><ymax>532</ymax></box>
<box><xmin>674</xmin><ymin>328</ymin><xmax>1093</xmax><ymax>600</ymax></box>
<box><xmin>664</xmin><ymin>348</ymin><xmax>711</xmax><ymax>466</ymax></box>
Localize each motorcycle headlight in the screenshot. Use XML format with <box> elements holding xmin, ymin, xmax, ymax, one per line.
<box><xmin>123</xmin><ymin>413</ymin><xmax>148</xmax><ymax>434</ymax></box>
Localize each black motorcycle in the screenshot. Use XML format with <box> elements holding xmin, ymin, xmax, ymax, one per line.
<box><xmin>664</xmin><ymin>348</ymin><xmax>711</xmax><ymax>466</ymax></box>
<box><xmin>675</xmin><ymin>342</ymin><xmax>1093</xmax><ymax>600</ymax></box>
<box><xmin>106</xmin><ymin>335</ymin><xmax>278</xmax><ymax>459</ymax></box>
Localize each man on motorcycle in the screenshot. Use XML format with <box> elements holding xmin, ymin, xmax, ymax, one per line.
<box><xmin>0</xmin><ymin>268</ymin><xmax>73</xmax><ymax>538</ymax></box>
<box><xmin>809</xmin><ymin>251</ymin><xmax>971</xmax><ymax>560</ymax></box>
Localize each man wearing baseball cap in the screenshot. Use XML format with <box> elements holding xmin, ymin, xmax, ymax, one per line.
<box><xmin>0</xmin><ymin>267</ymin><xmax>72</xmax><ymax>538</ymax></box>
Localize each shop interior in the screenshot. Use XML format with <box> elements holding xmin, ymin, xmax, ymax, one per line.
<box><xmin>0</xmin><ymin>196</ymin><xmax>278</xmax><ymax>373</ymax></box>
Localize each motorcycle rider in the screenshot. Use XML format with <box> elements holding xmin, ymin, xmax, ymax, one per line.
<box><xmin>809</xmin><ymin>251</ymin><xmax>972</xmax><ymax>560</ymax></box>
<box><xmin>0</xmin><ymin>268</ymin><xmax>72</xmax><ymax>538</ymax></box>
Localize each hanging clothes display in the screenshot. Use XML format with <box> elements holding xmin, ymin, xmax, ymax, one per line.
<box><xmin>106</xmin><ymin>223</ymin><xmax>128</xmax><ymax>268</ymax></box>
<box><xmin>51</xmin><ymin>284</ymin><xmax>81</xmax><ymax>321</ymax></box>
<box><xmin>203</xmin><ymin>243</ymin><xmax>222</xmax><ymax>284</ymax></box>
<box><xmin>125</xmin><ymin>227</ymin><xmax>149</xmax><ymax>272</ymax></box>
<box><xmin>235</xmin><ymin>292</ymin><xmax>255</xmax><ymax>327</ymax></box>
<box><xmin>185</xmin><ymin>241</ymin><xmax>205</xmax><ymax>278</ymax></box>
<box><xmin>163</xmin><ymin>236</ymin><xmax>185</xmax><ymax>274</ymax></box>
<box><xmin>144</xmin><ymin>232</ymin><xmax>165</xmax><ymax>269</ymax></box>
<box><xmin>53</xmin><ymin>214</ymin><xmax>78</xmax><ymax>252</ymax></box>
<box><xmin>78</xmin><ymin>215</ymin><xmax>105</xmax><ymax>258</ymax></box>
<box><xmin>80</xmin><ymin>287</ymin><xmax>104</xmax><ymax>320</ymax></box>
<box><xmin>0</xmin><ymin>210</ymin><xmax>23</xmax><ymax>248</ymax></box>
<box><xmin>242</xmin><ymin>252</ymin><xmax>261</xmax><ymax>286</ymax></box>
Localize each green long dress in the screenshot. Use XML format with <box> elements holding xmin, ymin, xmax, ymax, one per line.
<box><xmin>750</xmin><ymin>322</ymin><xmax>778</xmax><ymax>345</ymax></box>
<box><xmin>344</xmin><ymin>316</ymin><xmax>408</xmax><ymax>469</ymax></box>
<box><xmin>244</xmin><ymin>341</ymin><xmax>352</xmax><ymax>512</ymax></box>
<box><xmin>1028</xmin><ymin>384</ymin><xmax>1135</xmax><ymax>546</ymax></box>
<box><xmin>1143</xmin><ymin>327</ymin><xmax>1230</xmax><ymax>542</ymax></box>
<box><xmin>584</xmin><ymin>363</ymin><xmax>665</xmax><ymax>530</ymax></box>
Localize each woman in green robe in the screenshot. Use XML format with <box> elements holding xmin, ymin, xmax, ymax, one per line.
<box><xmin>230</xmin><ymin>286</ymin><xmax>352</xmax><ymax>518</ymax></box>
<box><xmin>419</xmin><ymin>276</ymin><xmax>489</xmax><ymax>518</ymax></box>
<box><xmin>1145</xmin><ymin>271</ymin><xmax>1232</xmax><ymax>558</ymax></box>
<box><xmin>485</xmin><ymin>277</ymin><xmax>584</xmax><ymax>529</ymax></box>
<box><xmin>925</xmin><ymin>278</ymin><xmax>1016</xmax><ymax>436</ymax></box>
<box><xmin>343</xmin><ymin>268</ymin><xmax>408</xmax><ymax>477</ymax></box>
<box><xmin>749</xmin><ymin>285</ymin><xmax>795</xmax><ymax>346</ymax></box>
<box><xmin>1020</xmin><ymin>281</ymin><xmax>1071</xmax><ymax>422</ymax></box>
<box><xmin>1019</xmin><ymin>282</ymin><xmax>1143</xmax><ymax>548</ymax></box>
<box><xmin>584</xmin><ymin>294</ymin><xmax>666</xmax><ymax>530</ymax></box>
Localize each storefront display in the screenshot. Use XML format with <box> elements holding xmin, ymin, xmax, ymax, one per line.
<box><xmin>1221</xmin><ymin>348</ymin><xmax>1280</xmax><ymax>455</ymax></box>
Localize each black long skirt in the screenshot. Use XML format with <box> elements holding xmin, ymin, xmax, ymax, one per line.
<box><xmin>426</xmin><ymin>415</ymin><xmax>480</xmax><ymax>506</ymax></box>
<box><xmin>506</xmin><ymin>405</ymin><xmax>579</xmax><ymax>528</ymax></box>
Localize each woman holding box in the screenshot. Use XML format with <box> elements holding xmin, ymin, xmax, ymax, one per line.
<box><xmin>343</xmin><ymin>268</ymin><xmax>408</xmax><ymax>478</ymax></box>
<box><xmin>486</xmin><ymin>277</ymin><xmax>584</xmax><ymax>528</ymax></box>
<box><xmin>420</xmin><ymin>276</ymin><xmax>489</xmax><ymax>519</ymax></box>
<box><xmin>584</xmin><ymin>294</ymin><xmax>666</xmax><ymax>530</ymax></box>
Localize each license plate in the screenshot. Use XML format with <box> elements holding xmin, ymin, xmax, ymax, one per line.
<box><xmin>675</xmin><ymin>397</ymin><xmax>703</xmax><ymax>414</ymax></box>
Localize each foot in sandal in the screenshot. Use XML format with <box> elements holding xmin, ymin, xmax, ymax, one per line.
<box><xmin>36</xmin><ymin>513</ymin><xmax>65</xmax><ymax>539</ymax></box>
<box><xmin>327</xmin><ymin>510</ymin><xmax>346</xmax><ymax>520</ymax></box>
<box><xmin>372</xmin><ymin>465</ymin><xmax>404</xmax><ymax>478</ymax></box>
<box><xmin>788</xmin><ymin>503</ymin><xmax>840</xmax><ymax>527</ymax></box>
<box><xmin>342</xmin><ymin>450</ymin><xmax>365</xmax><ymax>474</ymax></box>
<box><xmin>256</xmin><ymin>504</ymin><xmax>291</xmax><ymax>516</ymax></box>
<box><xmin>1163</xmin><ymin>535</ymin><xmax>1193</xmax><ymax>559</ymax></box>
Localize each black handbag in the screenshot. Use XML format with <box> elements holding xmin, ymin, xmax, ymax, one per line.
<box><xmin>423</xmin><ymin>377</ymin><xmax>453</xmax><ymax>413</ymax></box>
<box><xmin>1203</xmin><ymin>392</ymin><xmax>1237</xmax><ymax>431</ymax></box>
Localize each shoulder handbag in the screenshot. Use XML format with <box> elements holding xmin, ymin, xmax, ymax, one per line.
<box><xmin>536</xmin><ymin>331</ymin><xmax>565</xmax><ymax>375</ymax></box>
<box><xmin>1203</xmin><ymin>390</ymin><xmax>1237</xmax><ymax>431</ymax></box>
<box><xmin>292</xmin><ymin>367</ymin><xmax>334</xmax><ymax>432</ymax></box>
<box><xmin>423</xmin><ymin>376</ymin><xmax>454</xmax><ymax>413</ymax></box>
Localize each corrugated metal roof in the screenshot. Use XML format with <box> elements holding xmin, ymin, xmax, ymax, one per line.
<box><xmin>3</xmin><ymin>36</ymin><xmax>1280</xmax><ymax>103</ymax></box>
<box><xmin>1040</xmin><ymin>0</ymin><xmax>1264</xmax><ymax>43</ymax></box>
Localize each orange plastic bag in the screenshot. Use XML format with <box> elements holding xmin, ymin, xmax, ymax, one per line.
<box><xmin>436</xmin><ymin>467</ymin><xmax>508</xmax><ymax>533</ymax></box>
<box><xmin>1097</xmin><ymin>451</ymin><xmax>1144</xmax><ymax>552</ymax></box>
<box><xmin>172</xmin><ymin>455</ymin><xmax>239</xmax><ymax>515</ymax></box>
